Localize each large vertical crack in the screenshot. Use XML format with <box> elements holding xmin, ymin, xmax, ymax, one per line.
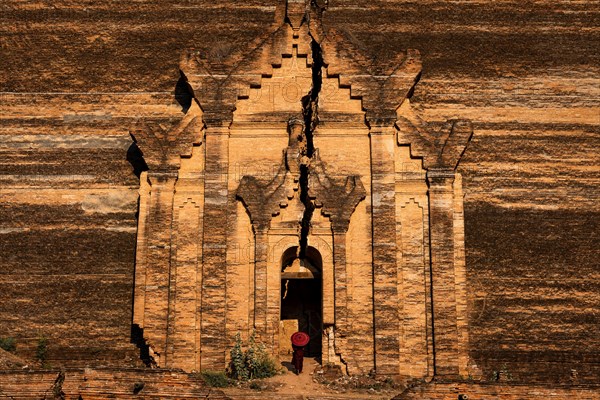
<box><xmin>302</xmin><ymin>38</ymin><xmax>322</xmax><ymax>159</ymax></box>
<box><xmin>298</xmin><ymin>37</ymin><xmax>324</xmax><ymax>258</ymax></box>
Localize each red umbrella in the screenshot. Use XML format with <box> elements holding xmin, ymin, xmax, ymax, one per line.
<box><xmin>291</xmin><ymin>331</ymin><xmax>310</xmax><ymax>347</ymax></box>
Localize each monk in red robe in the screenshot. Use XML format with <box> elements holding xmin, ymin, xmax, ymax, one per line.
<box><xmin>291</xmin><ymin>344</ymin><xmax>305</xmax><ymax>374</ymax></box>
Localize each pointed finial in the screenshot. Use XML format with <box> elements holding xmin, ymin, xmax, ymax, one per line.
<box><xmin>286</xmin><ymin>0</ymin><xmax>307</xmax><ymax>29</ymax></box>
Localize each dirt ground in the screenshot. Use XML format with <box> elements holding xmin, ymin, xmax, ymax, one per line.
<box><xmin>222</xmin><ymin>358</ymin><xmax>402</xmax><ymax>400</ymax></box>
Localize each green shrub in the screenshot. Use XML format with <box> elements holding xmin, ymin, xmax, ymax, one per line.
<box><xmin>227</xmin><ymin>331</ymin><xmax>278</xmax><ymax>381</ymax></box>
<box><xmin>0</xmin><ymin>337</ymin><xmax>16</xmax><ymax>353</ymax></box>
<box><xmin>228</xmin><ymin>333</ymin><xmax>249</xmax><ymax>380</ymax></box>
<box><xmin>244</xmin><ymin>333</ymin><xmax>259</xmax><ymax>378</ymax></box>
<box><xmin>246</xmin><ymin>340</ymin><xmax>277</xmax><ymax>379</ymax></box>
<box><xmin>200</xmin><ymin>371</ymin><xmax>229</xmax><ymax>388</ymax></box>
<box><xmin>36</xmin><ymin>336</ymin><xmax>48</xmax><ymax>366</ymax></box>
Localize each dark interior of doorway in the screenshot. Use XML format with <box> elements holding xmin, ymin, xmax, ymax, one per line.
<box><xmin>280</xmin><ymin>278</ymin><xmax>322</xmax><ymax>359</ymax></box>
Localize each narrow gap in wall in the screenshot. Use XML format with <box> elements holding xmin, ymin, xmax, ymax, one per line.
<box><xmin>131</xmin><ymin>324</ymin><xmax>154</xmax><ymax>367</ymax></box>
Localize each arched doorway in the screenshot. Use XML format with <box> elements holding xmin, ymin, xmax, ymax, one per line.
<box><xmin>280</xmin><ymin>246</ymin><xmax>322</xmax><ymax>359</ymax></box>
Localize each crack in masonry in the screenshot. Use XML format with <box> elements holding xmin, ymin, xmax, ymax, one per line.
<box><xmin>131</xmin><ymin>324</ymin><xmax>155</xmax><ymax>367</ymax></box>
<box><xmin>298</xmin><ymin>36</ymin><xmax>324</xmax><ymax>259</ymax></box>
<box><xmin>50</xmin><ymin>370</ymin><xmax>65</xmax><ymax>400</ymax></box>
<box><xmin>338</xmin><ymin>352</ymin><xmax>350</xmax><ymax>375</ymax></box>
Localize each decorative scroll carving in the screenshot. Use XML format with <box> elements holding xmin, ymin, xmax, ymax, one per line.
<box><xmin>236</xmin><ymin>158</ymin><xmax>293</xmax><ymax>232</ymax></box>
<box><xmin>396</xmin><ymin>103</ymin><xmax>473</xmax><ymax>170</ymax></box>
<box><xmin>130</xmin><ymin>102</ymin><xmax>203</xmax><ymax>172</ymax></box>
<box><xmin>309</xmin><ymin>152</ymin><xmax>366</xmax><ymax>233</ymax></box>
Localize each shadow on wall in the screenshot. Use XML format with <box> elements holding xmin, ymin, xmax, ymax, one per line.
<box><xmin>126</xmin><ymin>143</ymin><xmax>148</xmax><ymax>178</ymax></box>
<box><xmin>175</xmin><ymin>71</ymin><xmax>194</xmax><ymax>113</ymax></box>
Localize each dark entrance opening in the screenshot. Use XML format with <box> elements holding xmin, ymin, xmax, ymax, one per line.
<box><xmin>280</xmin><ymin>246</ymin><xmax>322</xmax><ymax>359</ymax></box>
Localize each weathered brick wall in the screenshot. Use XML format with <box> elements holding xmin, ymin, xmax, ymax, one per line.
<box><xmin>1</xmin><ymin>0</ymin><xmax>598</xmax><ymax>380</ymax></box>
<box><xmin>0</xmin><ymin>132</ymin><xmax>143</xmax><ymax>366</ymax></box>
